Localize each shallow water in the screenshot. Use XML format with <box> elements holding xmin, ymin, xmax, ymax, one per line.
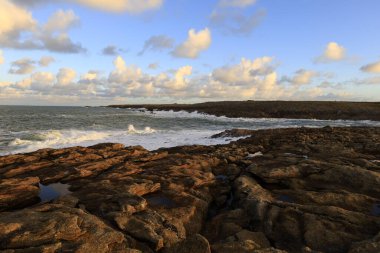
<box><xmin>39</xmin><ymin>183</ymin><xmax>71</xmax><ymax>202</ymax></box>
<box><xmin>1</xmin><ymin>105</ymin><xmax>380</xmax><ymax>155</ymax></box>
<box><xmin>145</xmin><ymin>193</ymin><xmax>177</xmax><ymax>208</ymax></box>
<box><xmin>371</xmin><ymin>203</ymin><xmax>380</xmax><ymax>216</ymax></box>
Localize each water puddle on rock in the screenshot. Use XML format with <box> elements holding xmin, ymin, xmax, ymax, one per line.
<box><xmin>371</xmin><ymin>203</ymin><xmax>380</xmax><ymax>216</ymax></box>
<box><xmin>145</xmin><ymin>193</ymin><xmax>177</xmax><ymax>208</ymax></box>
<box><xmin>277</xmin><ymin>195</ymin><xmax>295</xmax><ymax>203</ymax></box>
<box><xmin>39</xmin><ymin>183</ymin><xmax>71</xmax><ymax>203</ymax></box>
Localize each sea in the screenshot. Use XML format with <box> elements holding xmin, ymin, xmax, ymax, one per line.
<box><xmin>1</xmin><ymin>105</ymin><xmax>380</xmax><ymax>156</ymax></box>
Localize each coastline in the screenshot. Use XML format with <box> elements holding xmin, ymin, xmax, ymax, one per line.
<box><xmin>1</xmin><ymin>126</ymin><xmax>380</xmax><ymax>252</ymax></box>
<box><xmin>109</xmin><ymin>101</ymin><xmax>380</xmax><ymax>121</ymax></box>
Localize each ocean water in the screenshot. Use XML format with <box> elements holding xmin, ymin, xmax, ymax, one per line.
<box><xmin>1</xmin><ymin>105</ymin><xmax>380</xmax><ymax>156</ymax></box>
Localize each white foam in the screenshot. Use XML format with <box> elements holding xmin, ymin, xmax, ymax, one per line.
<box><xmin>133</xmin><ymin>109</ymin><xmax>380</xmax><ymax>127</ymax></box>
<box><xmin>3</xmin><ymin>125</ymin><xmax>238</xmax><ymax>155</ymax></box>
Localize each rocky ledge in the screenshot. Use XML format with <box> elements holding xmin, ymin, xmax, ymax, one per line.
<box><xmin>110</xmin><ymin>101</ymin><xmax>380</xmax><ymax>121</ymax></box>
<box><xmin>0</xmin><ymin>127</ymin><xmax>380</xmax><ymax>253</ymax></box>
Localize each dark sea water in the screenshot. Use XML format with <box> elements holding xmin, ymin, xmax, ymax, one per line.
<box><xmin>1</xmin><ymin>105</ymin><xmax>380</xmax><ymax>155</ymax></box>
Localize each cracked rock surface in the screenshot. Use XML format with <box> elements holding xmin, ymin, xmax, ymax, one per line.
<box><xmin>0</xmin><ymin>127</ymin><xmax>379</xmax><ymax>253</ymax></box>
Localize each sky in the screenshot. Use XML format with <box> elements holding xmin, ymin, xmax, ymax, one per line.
<box><xmin>0</xmin><ymin>0</ymin><xmax>380</xmax><ymax>106</ymax></box>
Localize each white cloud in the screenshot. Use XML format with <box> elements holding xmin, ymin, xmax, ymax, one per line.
<box><xmin>160</xmin><ymin>66</ymin><xmax>193</xmax><ymax>90</ymax></box>
<box><xmin>210</xmin><ymin>10</ymin><xmax>266</xmax><ymax>36</ymax></box>
<box><xmin>40</xmin><ymin>32</ymin><xmax>86</xmax><ymax>53</ymax></box>
<box><xmin>102</xmin><ymin>45</ymin><xmax>125</xmax><ymax>56</ymax></box>
<box><xmin>73</xmin><ymin>0</ymin><xmax>163</xmax><ymax>13</ymax></box>
<box><xmin>8</xmin><ymin>56</ymin><xmax>55</xmax><ymax>75</ymax></box>
<box><xmin>172</xmin><ymin>28</ymin><xmax>211</xmax><ymax>59</ymax></box>
<box><xmin>315</xmin><ymin>42</ymin><xmax>346</xmax><ymax>63</ymax></box>
<box><xmin>108</xmin><ymin>56</ymin><xmax>142</xmax><ymax>84</ymax></box>
<box><xmin>39</xmin><ymin>56</ymin><xmax>55</xmax><ymax>66</ymax></box>
<box><xmin>3</xmin><ymin>56</ymin><xmax>365</xmax><ymax>103</ymax></box>
<box><xmin>139</xmin><ymin>35</ymin><xmax>174</xmax><ymax>55</ymax></box>
<box><xmin>348</xmin><ymin>76</ymin><xmax>380</xmax><ymax>85</ymax></box>
<box><xmin>212</xmin><ymin>57</ymin><xmax>273</xmax><ymax>84</ymax></box>
<box><xmin>30</xmin><ymin>71</ymin><xmax>55</xmax><ymax>91</ymax></box>
<box><xmin>81</xmin><ymin>71</ymin><xmax>100</xmax><ymax>81</ymax></box>
<box><xmin>0</xmin><ymin>1</ymin><xmax>85</xmax><ymax>53</ymax></box>
<box><xmin>14</xmin><ymin>78</ymin><xmax>32</xmax><ymax>89</ymax></box>
<box><xmin>57</xmin><ymin>68</ymin><xmax>77</xmax><ymax>86</ymax></box>
<box><xmin>282</xmin><ymin>69</ymin><xmax>317</xmax><ymax>86</ymax></box>
<box><xmin>9</xmin><ymin>58</ymin><xmax>36</xmax><ymax>74</ymax></box>
<box><xmin>198</xmin><ymin>57</ymin><xmax>283</xmax><ymax>99</ymax></box>
<box><xmin>43</xmin><ymin>9</ymin><xmax>79</xmax><ymax>32</ymax></box>
<box><xmin>219</xmin><ymin>0</ymin><xmax>257</xmax><ymax>8</ymax></box>
<box><xmin>0</xmin><ymin>0</ymin><xmax>36</xmax><ymax>35</ymax></box>
<box><xmin>360</xmin><ymin>60</ymin><xmax>380</xmax><ymax>73</ymax></box>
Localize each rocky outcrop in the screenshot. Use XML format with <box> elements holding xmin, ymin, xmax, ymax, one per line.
<box><xmin>0</xmin><ymin>127</ymin><xmax>380</xmax><ymax>252</ymax></box>
<box><xmin>110</xmin><ymin>101</ymin><xmax>380</xmax><ymax>121</ymax></box>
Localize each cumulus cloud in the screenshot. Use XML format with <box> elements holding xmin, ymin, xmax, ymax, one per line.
<box><xmin>43</xmin><ymin>9</ymin><xmax>79</xmax><ymax>32</ymax></box>
<box><xmin>159</xmin><ymin>66</ymin><xmax>192</xmax><ymax>90</ymax></box>
<box><xmin>102</xmin><ymin>45</ymin><xmax>125</xmax><ymax>56</ymax></box>
<box><xmin>282</xmin><ymin>69</ymin><xmax>318</xmax><ymax>86</ymax></box>
<box><xmin>30</xmin><ymin>71</ymin><xmax>55</xmax><ymax>91</ymax></box>
<box><xmin>0</xmin><ymin>1</ymin><xmax>85</xmax><ymax>53</ymax></box>
<box><xmin>360</xmin><ymin>60</ymin><xmax>380</xmax><ymax>73</ymax></box>
<box><xmin>139</xmin><ymin>35</ymin><xmax>174</xmax><ymax>55</ymax></box>
<box><xmin>57</xmin><ymin>68</ymin><xmax>77</xmax><ymax>86</ymax></box>
<box><xmin>0</xmin><ymin>0</ymin><xmax>37</xmax><ymax>47</ymax></box>
<box><xmin>3</xmin><ymin>56</ymin><xmax>358</xmax><ymax>103</ymax></box>
<box><xmin>39</xmin><ymin>56</ymin><xmax>55</xmax><ymax>66</ymax></box>
<box><xmin>80</xmin><ymin>70</ymin><xmax>101</xmax><ymax>82</ymax></box>
<box><xmin>37</xmin><ymin>10</ymin><xmax>86</xmax><ymax>53</ymax></box>
<box><xmin>172</xmin><ymin>28</ymin><xmax>212</xmax><ymax>59</ymax></box>
<box><xmin>108</xmin><ymin>56</ymin><xmax>142</xmax><ymax>84</ymax></box>
<box><xmin>212</xmin><ymin>57</ymin><xmax>273</xmax><ymax>84</ymax></box>
<box><xmin>315</xmin><ymin>42</ymin><xmax>346</xmax><ymax>63</ymax></box>
<box><xmin>9</xmin><ymin>56</ymin><xmax>55</xmax><ymax>75</ymax></box>
<box><xmin>196</xmin><ymin>57</ymin><xmax>283</xmax><ymax>99</ymax></box>
<box><xmin>219</xmin><ymin>0</ymin><xmax>257</xmax><ymax>8</ymax></box>
<box><xmin>0</xmin><ymin>1</ymin><xmax>36</xmax><ymax>34</ymax></box>
<box><xmin>9</xmin><ymin>58</ymin><xmax>36</xmax><ymax>74</ymax></box>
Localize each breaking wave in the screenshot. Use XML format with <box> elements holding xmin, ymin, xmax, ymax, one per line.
<box><xmin>6</xmin><ymin>125</ymin><xmax>161</xmax><ymax>155</ymax></box>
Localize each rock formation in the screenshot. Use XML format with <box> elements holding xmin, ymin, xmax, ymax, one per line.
<box><xmin>0</xmin><ymin>127</ymin><xmax>379</xmax><ymax>252</ymax></box>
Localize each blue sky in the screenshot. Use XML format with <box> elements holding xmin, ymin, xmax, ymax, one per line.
<box><xmin>0</xmin><ymin>0</ymin><xmax>380</xmax><ymax>105</ymax></box>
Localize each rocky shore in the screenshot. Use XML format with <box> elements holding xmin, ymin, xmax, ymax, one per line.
<box><xmin>1</xmin><ymin>127</ymin><xmax>380</xmax><ymax>252</ymax></box>
<box><xmin>109</xmin><ymin>101</ymin><xmax>380</xmax><ymax>121</ymax></box>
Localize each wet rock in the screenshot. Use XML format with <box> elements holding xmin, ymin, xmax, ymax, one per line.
<box><xmin>211</xmin><ymin>129</ymin><xmax>256</xmax><ymax>138</ymax></box>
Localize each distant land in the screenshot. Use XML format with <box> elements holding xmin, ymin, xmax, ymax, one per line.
<box><xmin>109</xmin><ymin>101</ymin><xmax>380</xmax><ymax>121</ymax></box>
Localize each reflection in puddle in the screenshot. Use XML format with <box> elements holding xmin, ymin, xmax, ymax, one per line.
<box><xmin>371</xmin><ymin>203</ymin><xmax>380</xmax><ymax>216</ymax></box>
<box><xmin>215</xmin><ymin>175</ymin><xmax>228</xmax><ymax>181</ymax></box>
<box><xmin>39</xmin><ymin>183</ymin><xmax>71</xmax><ymax>202</ymax></box>
<box><xmin>277</xmin><ymin>195</ymin><xmax>295</xmax><ymax>203</ymax></box>
<box><xmin>145</xmin><ymin>193</ymin><xmax>177</xmax><ymax>208</ymax></box>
